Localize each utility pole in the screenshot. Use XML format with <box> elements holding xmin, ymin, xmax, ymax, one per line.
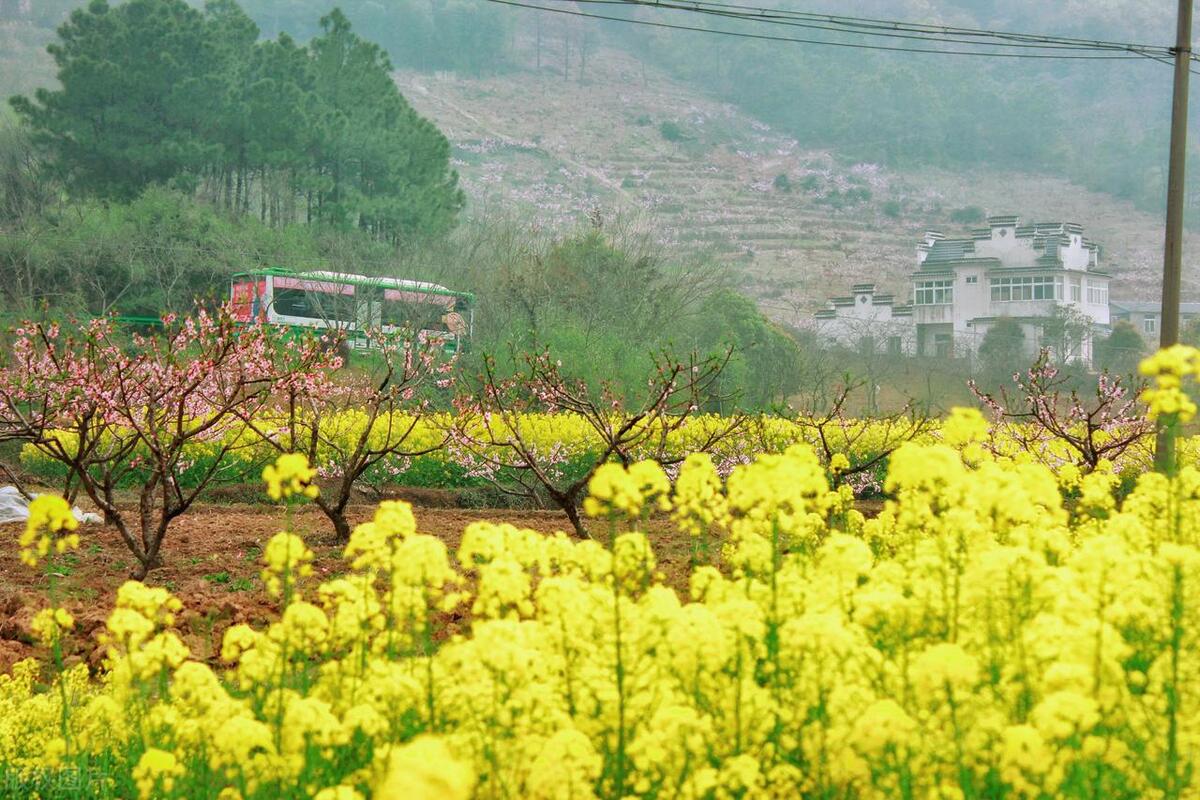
<box><xmin>1155</xmin><ymin>0</ymin><xmax>1194</xmax><ymax>470</ymax></box>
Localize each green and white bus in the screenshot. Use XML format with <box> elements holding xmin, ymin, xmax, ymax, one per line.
<box><xmin>230</xmin><ymin>268</ymin><xmax>475</xmax><ymax>352</ymax></box>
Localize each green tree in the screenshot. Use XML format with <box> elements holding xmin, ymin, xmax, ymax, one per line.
<box><xmin>307</xmin><ymin>9</ymin><xmax>463</xmax><ymax>241</ymax></box>
<box><xmin>681</xmin><ymin>289</ymin><xmax>802</xmax><ymax>411</ymax></box>
<box><xmin>13</xmin><ymin>0</ymin><xmax>462</xmax><ymax>240</ymax></box>
<box><xmin>236</xmin><ymin>0</ymin><xmax>514</xmax><ymax>75</ymax></box>
<box><xmin>1181</xmin><ymin>315</ymin><xmax>1200</xmax><ymax>348</ymax></box>
<box><xmin>468</xmin><ymin>226</ymin><xmax>794</xmax><ymax>409</ymax></box>
<box><xmin>203</xmin><ymin>0</ymin><xmax>260</xmax><ymax>215</ymax></box>
<box><xmin>1040</xmin><ymin>305</ymin><xmax>1093</xmax><ymax>365</ymax></box>
<box><xmin>0</xmin><ymin>186</ymin><xmax>378</xmax><ymax>317</ymax></box>
<box><xmin>978</xmin><ymin>316</ymin><xmax>1026</xmax><ymax>387</ymax></box>
<box><xmin>423</xmin><ymin>0</ymin><xmax>512</xmax><ymax>75</ymax></box>
<box><xmin>0</xmin><ymin>120</ymin><xmax>52</xmax><ymax>222</ymax></box>
<box><xmin>12</xmin><ymin>0</ymin><xmax>224</xmax><ymax>199</ymax></box>
<box><xmin>1095</xmin><ymin>320</ymin><xmax>1146</xmax><ymax>377</ymax></box>
<box><xmin>486</xmin><ymin>229</ymin><xmax>683</xmax><ymax>390</ymax></box>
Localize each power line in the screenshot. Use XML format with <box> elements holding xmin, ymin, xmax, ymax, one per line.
<box><xmin>585</xmin><ymin>0</ymin><xmax>1200</xmax><ymax>76</ymax></box>
<box><xmin>561</xmin><ymin>0</ymin><xmax>1176</xmax><ymax>57</ymax></box>
<box><xmin>482</xmin><ymin>0</ymin><xmax>1172</xmax><ymax>62</ymax></box>
<box><xmin>607</xmin><ymin>0</ymin><xmax>1175</xmax><ymax>54</ymax></box>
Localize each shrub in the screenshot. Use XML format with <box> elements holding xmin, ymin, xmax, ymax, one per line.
<box><xmin>950</xmin><ymin>205</ymin><xmax>986</xmax><ymax>224</ymax></box>
<box><xmin>1097</xmin><ymin>320</ymin><xmax>1148</xmax><ymax>377</ymax></box>
<box><xmin>658</xmin><ymin>120</ymin><xmax>683</xmax><ymax>141</ymax></box>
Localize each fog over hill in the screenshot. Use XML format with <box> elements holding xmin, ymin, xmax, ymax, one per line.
<box><xmin>4</xmin><ymin>0</ymin><xmax>1198</xmax><ymax>322</ymax></box>
<box><xmin>398</xmin><ymin>42</ymin><xmax>1198</xmax><ymax>328</ymax></box>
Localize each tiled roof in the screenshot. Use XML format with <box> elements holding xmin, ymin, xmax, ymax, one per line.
<box><xmin>918</xmin><ymin>216</ymin><xmax>1097</xmax><ymax>270</ymax></box>
<box><xmin>921</xmin><ymin>238</ymin><xmax>976</xmax><ymax>264</ymax></box>
<box><xmin>1112</xmin><ymin>300</ymin><xmax>1200</xmax><ymax>315</ymax></box>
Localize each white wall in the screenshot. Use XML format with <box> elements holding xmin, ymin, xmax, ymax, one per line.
<box><xmin>814</xmin><ymin>289</ymin><xmax>916</xmax><ymax>355</ymax></box>
<box><xmin>973</xmin><ymin>224</ymin><xmax>1094</xmax><ymax>272</ymax></box>
<box><xmin>951</xmin><ymin>265</ymin><xmax>990</xmax><ymax>332</ymax></box>
<box><xmin>974</xmin><ymin>224</ymin><xmax>1036</xmax><ymax>267</ymax></box>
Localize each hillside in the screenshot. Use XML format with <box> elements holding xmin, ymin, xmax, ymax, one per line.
<box><xmin>398</xmin><ymin>44</ymin><xmax>1196</xmax><ymax>329</ymax></box>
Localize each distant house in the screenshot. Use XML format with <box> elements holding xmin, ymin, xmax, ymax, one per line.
<box><xmin>815</xmin><ymin>215</ymin><xmax>1112</xmax><ymax>363</ymax></box>
<box><xmin>813</xmin><ymin>283</ymin><xmax>914</xmax><ymax>356</ymax></box>
<box><xmin>1110</xmin><ymin>300</ymin><xmax>1200</xmax><ymax>340</ymax></box>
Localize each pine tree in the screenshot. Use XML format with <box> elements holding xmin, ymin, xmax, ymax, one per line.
<box><xmin>308</xmin><ymin>9</ymin><xmax>462</xmax><ymax>241</ymax></box>
<box><xmin>204</xmin><ymin>0</ymin><xmax>260</xmax><ymax>214</ymax></box>
<box><xmin>13</xmin><ymin>0</ymin><xmax>463</xmax><ymax>239</ymax></box>
<box><xmin>12</xmin><ymin>0</ymin><xmax>224</xmax><ymax>199</ymax></box>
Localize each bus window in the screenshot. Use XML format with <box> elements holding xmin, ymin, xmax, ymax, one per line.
<box><xmin>273</xmin><ymin>287</ymin><xmax>315</xmax><ymax>318</ymax></box>
<box><xmin>273</xmin><ymin>288</ymin><xmax>355</xmax><ymax>323</ymax></box>
<box><xmin>382</xmin><ymin>299</ymin><xmax>449</xmax><ymax>331</ymax></box>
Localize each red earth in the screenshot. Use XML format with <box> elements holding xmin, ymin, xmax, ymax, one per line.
<box><xmin>0</xmin><ymin>490</ymin><xmax>886</xmax><ymax>673</ymax></box>
<box><xmin>0</xmin><ymin>499</ymin><xmax>699</xmax><ymax>673</ymax></box>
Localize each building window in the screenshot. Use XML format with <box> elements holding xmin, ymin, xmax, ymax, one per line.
<box><xmin>965</xmin><ymin>276</ymin><xmax>978</xmax><ymax>284</ymax></box>
<box><xmin>1070</xmin><ymin>281</ymin><xmax>1081</xmax><ymax>303</ymax></box>
<box><xmin>1144</xmin><ymin>316</ymin><xmax>1158</xmax><ymax>335</ymax></box>
<box><xmin>1087</xmin><ymin>284</ymin><xmax>1109</xmax><ymax>306</ymax></box>
<box><xmin>990</xmin><ymin>276</ymin><xmax>1062</xmax><ymax>302</ymax></box>
<box><xmin>915</xmin><ymin>280</ymin><xmax>953</xmax><ymax>305</ymax></box>
<box><xmin>887</xmin><ymin>336</ymin><xmax>902</xmax><ymax>355</ymax></box>
<box><xmin>1036</xmin><ymin>276</ymin><xmax>1063</xmax><ymax>300</ymax></box>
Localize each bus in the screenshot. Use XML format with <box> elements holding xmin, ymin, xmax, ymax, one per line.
<box><xmin>229</xmin><ymin>268</ymin><xmax>475</xmax><ymax>353</ymax></box>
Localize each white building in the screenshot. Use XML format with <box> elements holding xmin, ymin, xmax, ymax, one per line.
<box><xmin>813</xmin><ymin>283</ymin><xmax>915</xmax><ymax>355</ymax></box>
<box><xmin>815</xmin><ymin>215</ymin><xmax>1112</xmax><ymax>362</ymax></box>
<box><xmin>1110</xmin><ymin>300</ymin><xmax>1200</xmax><ymax>341</ymax></box>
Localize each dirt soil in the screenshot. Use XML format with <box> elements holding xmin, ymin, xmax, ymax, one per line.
<box><xmin>0</xmin><ymin>503</ymin><xmax>698</xmax><ymax>673</ymax></box>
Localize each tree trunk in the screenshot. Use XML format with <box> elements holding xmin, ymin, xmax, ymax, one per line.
<box><xmin>317</xmin><ymin>493</ymin><xmax>354</xmax><ymax>543</ymax></box>
<box><xmin>579</xmin><ymin>30</ymin><xmax>588</xmax><ymax>81</ymax></box>
<box><xmin>560</xmin><ymin>492</ymin><xmax>587</xmax><ymax>539</ymax></box>
<box><xmin>134</xmin><ymin>536</ymin><xmax>165</xmax><ymax>579</ymax></box>
<box><xmin>331</xmin><ymin>513</ymin><xmax>351</xmax><ymax>543</ymax></box>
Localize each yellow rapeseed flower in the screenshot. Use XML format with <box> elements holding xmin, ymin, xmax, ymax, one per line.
<box><xmin>375</xmin><ymin>737</ymin><xmax>475</xmax><ymax>800</ymax></box>
<box><xmin>263</xmin><ymin>453</ymin><xmax>319</xmax><ymax>501</ymax></box>
<box><xmin>583</xmin><ymin>460</ymin><xmax>671</xmax><ymax>519</ymax></box>
<box><xmin>29</xmin><ymin>607</ymin><xmax>74</xmax><ymax>647</ymax></box>
<box><xmin>261</xmin><ymin>531</ymin><xmax>315</xmax><ymax>599</ymax></box>
<box><xmin>1140</xmin><ymin>345</ymin><xmax>1200</xmax><ymax>423</ymax></box>
<box><xmin>132</xmin><ymin>748</ymin><xmax>183</xmax><ymax>799</ymax></box>
<box><xmin>19</xmin><ymin>494</ymin><xmax>79</xmax><ymax>568</ymax></box>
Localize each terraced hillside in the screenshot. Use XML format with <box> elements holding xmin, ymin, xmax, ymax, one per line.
<box><xmin>398</xmin><ymin>44</ymin><xmax>1199</xmax><ymax>329</ymax></box>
